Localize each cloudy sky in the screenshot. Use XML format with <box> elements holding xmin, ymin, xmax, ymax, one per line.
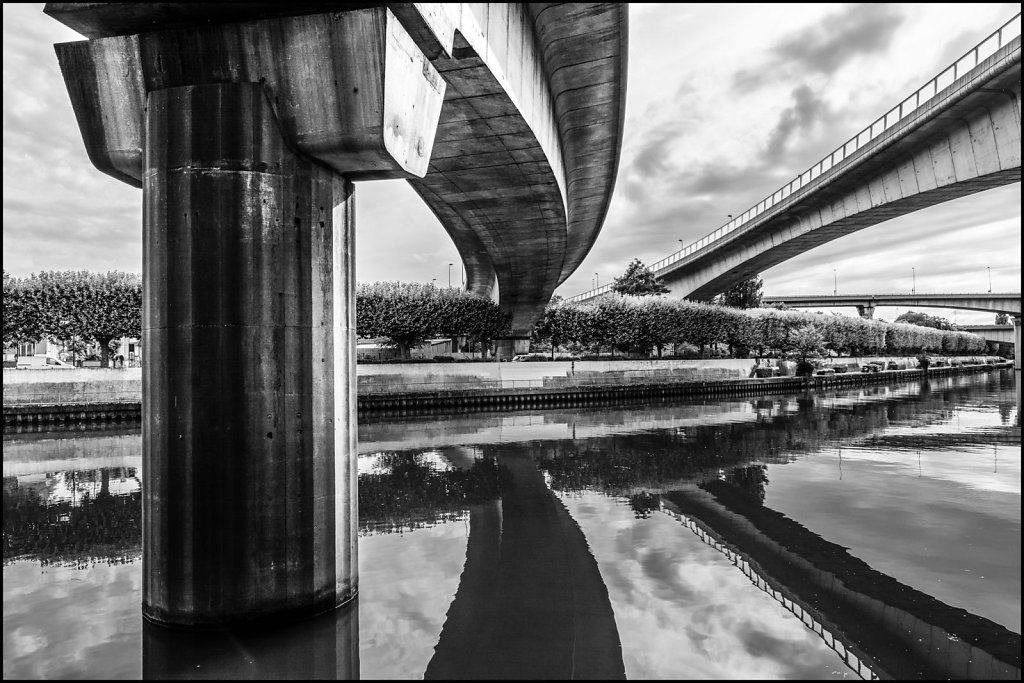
<box><xmin>3</xmin><ymin>3</ymin><xmax>1020</xmax><ymax>325</ymax></box>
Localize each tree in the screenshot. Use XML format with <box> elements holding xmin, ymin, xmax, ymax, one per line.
<box><xmin>894</xmin><ymin>310</ymin><xmax>957</xmax><ymax>331</ymax></box>
<box><xmin>3</xmin><ymin>271</ymin><xmax>43</xmax><ymax>346</ymax></box>
<box><xmin>610</xmin><ymin>259</ymin><xmax>669</xmax><ymax>297</ymax></box>
<box><xmin>788</xmin><ymin>323</ymin><xmax>825</xmax><ymax>361</ymax></box>
<box><xmin>4</xmin><ymin>271</ymin><xmax>142</xmax><ymax>367</ymax></box>
<box><xmin>715</xmin><ymin>275</ymin><xmax>763</xmax><ymax>309</ymax></box>
<box><xmin>356</xmin><ymin>282</ymin><xmax>509</xmax><ymax>358</ymax></box>
<box><xmin>995</xmin><ymin>312</ymin><xmax>1009</xmax><ymax>325</ymax></box>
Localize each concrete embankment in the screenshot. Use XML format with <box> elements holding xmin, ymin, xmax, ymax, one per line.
<box><xmin>2</xmin><ymin>357</ymin><xmax>1010</xmax><ymax>425</ymax></box>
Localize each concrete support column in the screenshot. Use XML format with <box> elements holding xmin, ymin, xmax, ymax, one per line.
<box><xmin>142</xmin><ymin>83</ymin><xmax>356</xmax><ymax>627</ymax></box>
<box><xmin>856</xmin><ymin>305</ymin><xmax>875</xmax><ymax>319</ymax></box>
<box><xmin>1013</xmin><ymin>316</ymin><xmax>1021</xmax><ymax>426</ymax></box>
<box><xmin>1014</xmin><ymin>316</ymin><xmax>1021</xmax><ymax>372</ymax></box>
<box><xmin>495</xmin><ymin>337</ymin><xmax>531</xmax><ymax>360</ymax></box>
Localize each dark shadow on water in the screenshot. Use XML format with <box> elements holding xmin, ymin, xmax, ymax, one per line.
<box><xmin>425</xmin><ymin>452</ymin><xmax>625</xmax><ymax>680</ymax></box>
<box><xmin>658</xmin><ymin>480</ymin><xmax>1021</xmax><ymax>680</ymax></box>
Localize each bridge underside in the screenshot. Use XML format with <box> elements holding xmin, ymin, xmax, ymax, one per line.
<box><xmin>45</xmin><ymin>2</ymin><xmax>626</xmax><ymax>627</ymax></box>
<box><xmin>659</xmin><ymin>41</ymin><xmax>1021</xmax><ymax>302</ymax></box>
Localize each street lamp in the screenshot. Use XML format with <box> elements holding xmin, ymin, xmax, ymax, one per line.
<box><xmin>448</xmin><ymin>263</ymin><xmax>453</xmax><ymax>288</ymax></box>
<box><xmin>595</xmin><ymin>272</ymin><xmax>599</xmax><ymax>289</ymax></box>
<box><xmin>911</xmin><ymin>267</ymin><xmax>915</xmax><ymax>294</ymax></box>
<box><xmin>678</xmin><ymin>239</ymin><xmax>683</xmax><ymax>251</ymax></box>
<box><xmin>833</xmin><ymin>268</ymin><xmax>837</xmax><ymax>296</ymax></box>
<box><xmin>987</xmin><ymin>266</ymin><xmax>992</xmax><ymax>293</ymax></box>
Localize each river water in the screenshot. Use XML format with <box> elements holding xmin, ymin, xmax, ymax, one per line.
<box><xmin>3</xmin><ymin>370</ymin><xmax>1020</xmax><ymax>679</ymax></box>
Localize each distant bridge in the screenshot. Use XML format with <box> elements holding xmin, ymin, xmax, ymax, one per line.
<box><xmin>760</xmin><ymin>292</ymin><xmax>1021</xmax><ymax>319</ymax></box>
<box><xmin>960</xmin><ymin>324</ymin><xmax>1015</xmax><ymax>346</ymax></box>
<box><xmin>567</xmin><ymin>14</ymin><xmax>1021</xmax><ymax>304</ymax></box>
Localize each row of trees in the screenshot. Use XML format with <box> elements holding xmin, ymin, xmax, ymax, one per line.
<box><xmin>5</xmin><ymin>268</ymin><xmax>989</xmax><ymax>364</ymax></box>
<box><xmin>533</xmin><ymin>296</ymin><xmax>987</xmax><ymax>358</ymax></box>
<box><xmin>3</xmin><ymin>274</ymin><xmax>510</xmax><ymax>363</ymax></box>
<box><xmin>356</xmin><ymin>282</ymin><xmax>509</xmax><ymax>357</ymax></box>
<box><xmin>4</xmin><ymin>271</ymin><xmax>142</xmax><ymax>367</ymax></box>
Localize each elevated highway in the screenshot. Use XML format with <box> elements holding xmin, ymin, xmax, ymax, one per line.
<box><xmin>46</xmin><ymin>2</ymin><xmax>626</xmax><ymax>627</ymax></box>
<box><xmin>567</xmin><ymin>14</ymin><xmax>1021</xmax><ymax>304</ymax></box>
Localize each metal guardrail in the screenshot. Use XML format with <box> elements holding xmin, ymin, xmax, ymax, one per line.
<box><xmin>566</xmin><ymin>13</ymin><xmax>1022</xmax><ymax>304</ymax></box>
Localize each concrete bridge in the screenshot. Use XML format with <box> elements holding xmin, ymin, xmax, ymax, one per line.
<box><xmin>961</xmin><ymin>324</ymin><xmax>1016</xmax><ymax>344</ymax></box>
<box><xmin>760</xmin><ymin>292</ymin><xmax>1021</xmax><ymax>319</ymax></box>
<box><xmin>567</xmin><ymin>14</ymin><xmax>1021</xmax><ymax>305</ymax></box>
<box><xmin>46</xmin><ymin>2</ymin><xmax>626</xmax><ymax>628</ymax></box>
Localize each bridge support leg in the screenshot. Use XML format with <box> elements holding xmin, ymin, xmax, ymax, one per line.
<box><xmin>495</xmin><ymin>337</ymin><xmax>532</xmax><ymax>360</ymax></box>
<box><xmin>856</xmin><ymin>305</ymin><xmax>875</xmax><ymax>319</ymax></box>
<box><xmin>1014</xmin><ymin>316</ymin><xmax>1021</xmax><ymax>425</ymax></box>
<box><xmin>142</xmin><ymin>83</ymin><xmax>357</xmax><ymax>627</ymax></box>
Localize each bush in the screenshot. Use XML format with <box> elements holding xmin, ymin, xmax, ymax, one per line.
<box><xmin>916</xmin><ymin>354</ymin><xmax>930</xmax><ymax>370</ymax></box>
<box><xmin>795</xmin><ymin>359</ymin><xmax>815</xmax><ymax>377</ymax></box>
<box><xmin>432</xmin><ymin>355</ymin><xmax>456</xmax><ymax>362</ymax></box>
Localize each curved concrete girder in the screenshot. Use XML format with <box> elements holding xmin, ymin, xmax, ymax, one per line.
<box><xmin>408</xmin><ymin>33</ymin><xmax>568</xmax><ymax>333</ymax></box>
<box><xmin>412</xmin><ymin>179</ymin><xmax>500</xmax><ymax>300</ymax></box>
<box><xmin>394</xmin><ymin>3</ymin><xmax>627</xmax><ymax>335</ymax></box>
<box><xmin>659</xmin><ymin>40</ymin><xmax>1021</xmax><ymax>302</ymax></box>
<box><xmin>529</xmin><ymin>3</ymin><xmax>629</xmax><ymax>286</ymax></box>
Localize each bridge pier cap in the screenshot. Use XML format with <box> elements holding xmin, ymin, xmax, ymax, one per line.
<box><xmin>46</xmin><ymin>3</ymin><xmax>447</xmax><ymax>628</ymax></box>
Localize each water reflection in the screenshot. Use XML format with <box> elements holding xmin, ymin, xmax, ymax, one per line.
<box><xmin>424</xmin><ymin>453</ymin><xmax>625</xmax><ymax>680</ymax></box>
<box><xmin>142</xmin><ymin>602</ymin><xmax>358</xmax><ymax>680</ymax></box>
<box><xmin>2</xmin><ymin>370</ymin><xmax>1019</xmax><ymax>679</ymax></box>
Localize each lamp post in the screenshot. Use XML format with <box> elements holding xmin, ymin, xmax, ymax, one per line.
<box><xmin>912</xmin><ymin>267</ymin><xmax>916</xmax><ymax>294</ymax></box>
<box><xmin>988</xmin><ymin>266</ymin><xmax>992</xmax><ymax>293</ymax></box>
<box><xmin>595</xmin><ymin>272</ymin><xmax>599</xmax><ymax>289</ymax></box>
<box><xmin>448</xmin><ymin>263</ymin><xmax>453</xmax><ymax>288</ymax></box>
<box><xmin>833</xmin><ymin>268</ymin><xmax>837</xmax><ymax>296</ymax></box>
<box><xmin>678</xmin><ymin>239</ymin><xmax>683</xmax><ymax>251</ymax></box>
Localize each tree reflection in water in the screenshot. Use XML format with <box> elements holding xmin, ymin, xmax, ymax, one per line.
<box><xmin>357</xmin><ymin>452</ymin><xmax>510</xmax><ymax>534</ymax></box>
<box><xmin>3</xmin><ymin>468</ymin><xmax>141</xmax><ymax>567</ymax></box>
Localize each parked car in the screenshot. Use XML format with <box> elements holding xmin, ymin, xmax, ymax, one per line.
<box><xmin>15</xmin><ymin>355</ymin><xmax>73</xmax><ymax>369</ymax></box>
<box><xmin>860</xmin><ymin>362</ymin><xmax>883</xmax><ymax>373</ymax></box>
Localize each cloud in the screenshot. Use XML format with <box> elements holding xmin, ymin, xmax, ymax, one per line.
<box><xmin>734</xmin><ymin>4</ymin><xmax>905</xmax><ymax>89</ymax></box>
<box><xmin>631</xmin><ymin>122</ymin><xmax>687</xmax><ymax>181</ymax></box>
<box><xmin>762</xmin><ymin>85</ymin><xmax>829</xmax><ymax>160</ymax></box>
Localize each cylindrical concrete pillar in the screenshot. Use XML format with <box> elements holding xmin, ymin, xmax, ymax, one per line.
<box><xmin>142</xmin><ymin>83</ymin><xmax>356</xmax><ymax>627</ymax></box>
<box><xmin>495</xmin><ymin>337</ymin><xmax>531</xmax><ymax>360</ymax></box>
<box><xmin>1014</xmin><ymin>316</ymin><xmax>1021</xmax><ymax>372</ymax></box>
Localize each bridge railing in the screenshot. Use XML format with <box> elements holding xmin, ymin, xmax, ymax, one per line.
<box><xmin>565</xmin><ymin>12</ymin><xmax>1021</xmax><ymax>305</ymax></box>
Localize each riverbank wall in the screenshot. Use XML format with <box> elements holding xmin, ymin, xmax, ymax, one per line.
<box><xmin>2</xmin><ymin>357</ymin><xmax>1010</xmax><ymax>425</ymax></box>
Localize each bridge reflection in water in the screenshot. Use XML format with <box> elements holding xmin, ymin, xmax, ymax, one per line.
<box><xmin>2</xmin><ymin>370</ymin><xmax>1018</xmax><ymax>679</ymax></box>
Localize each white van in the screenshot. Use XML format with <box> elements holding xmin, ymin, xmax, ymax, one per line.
<box><xmin>15</xmin><ymin>355</ymin><xmax>73</xmax><ymax>369</ymax></box>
